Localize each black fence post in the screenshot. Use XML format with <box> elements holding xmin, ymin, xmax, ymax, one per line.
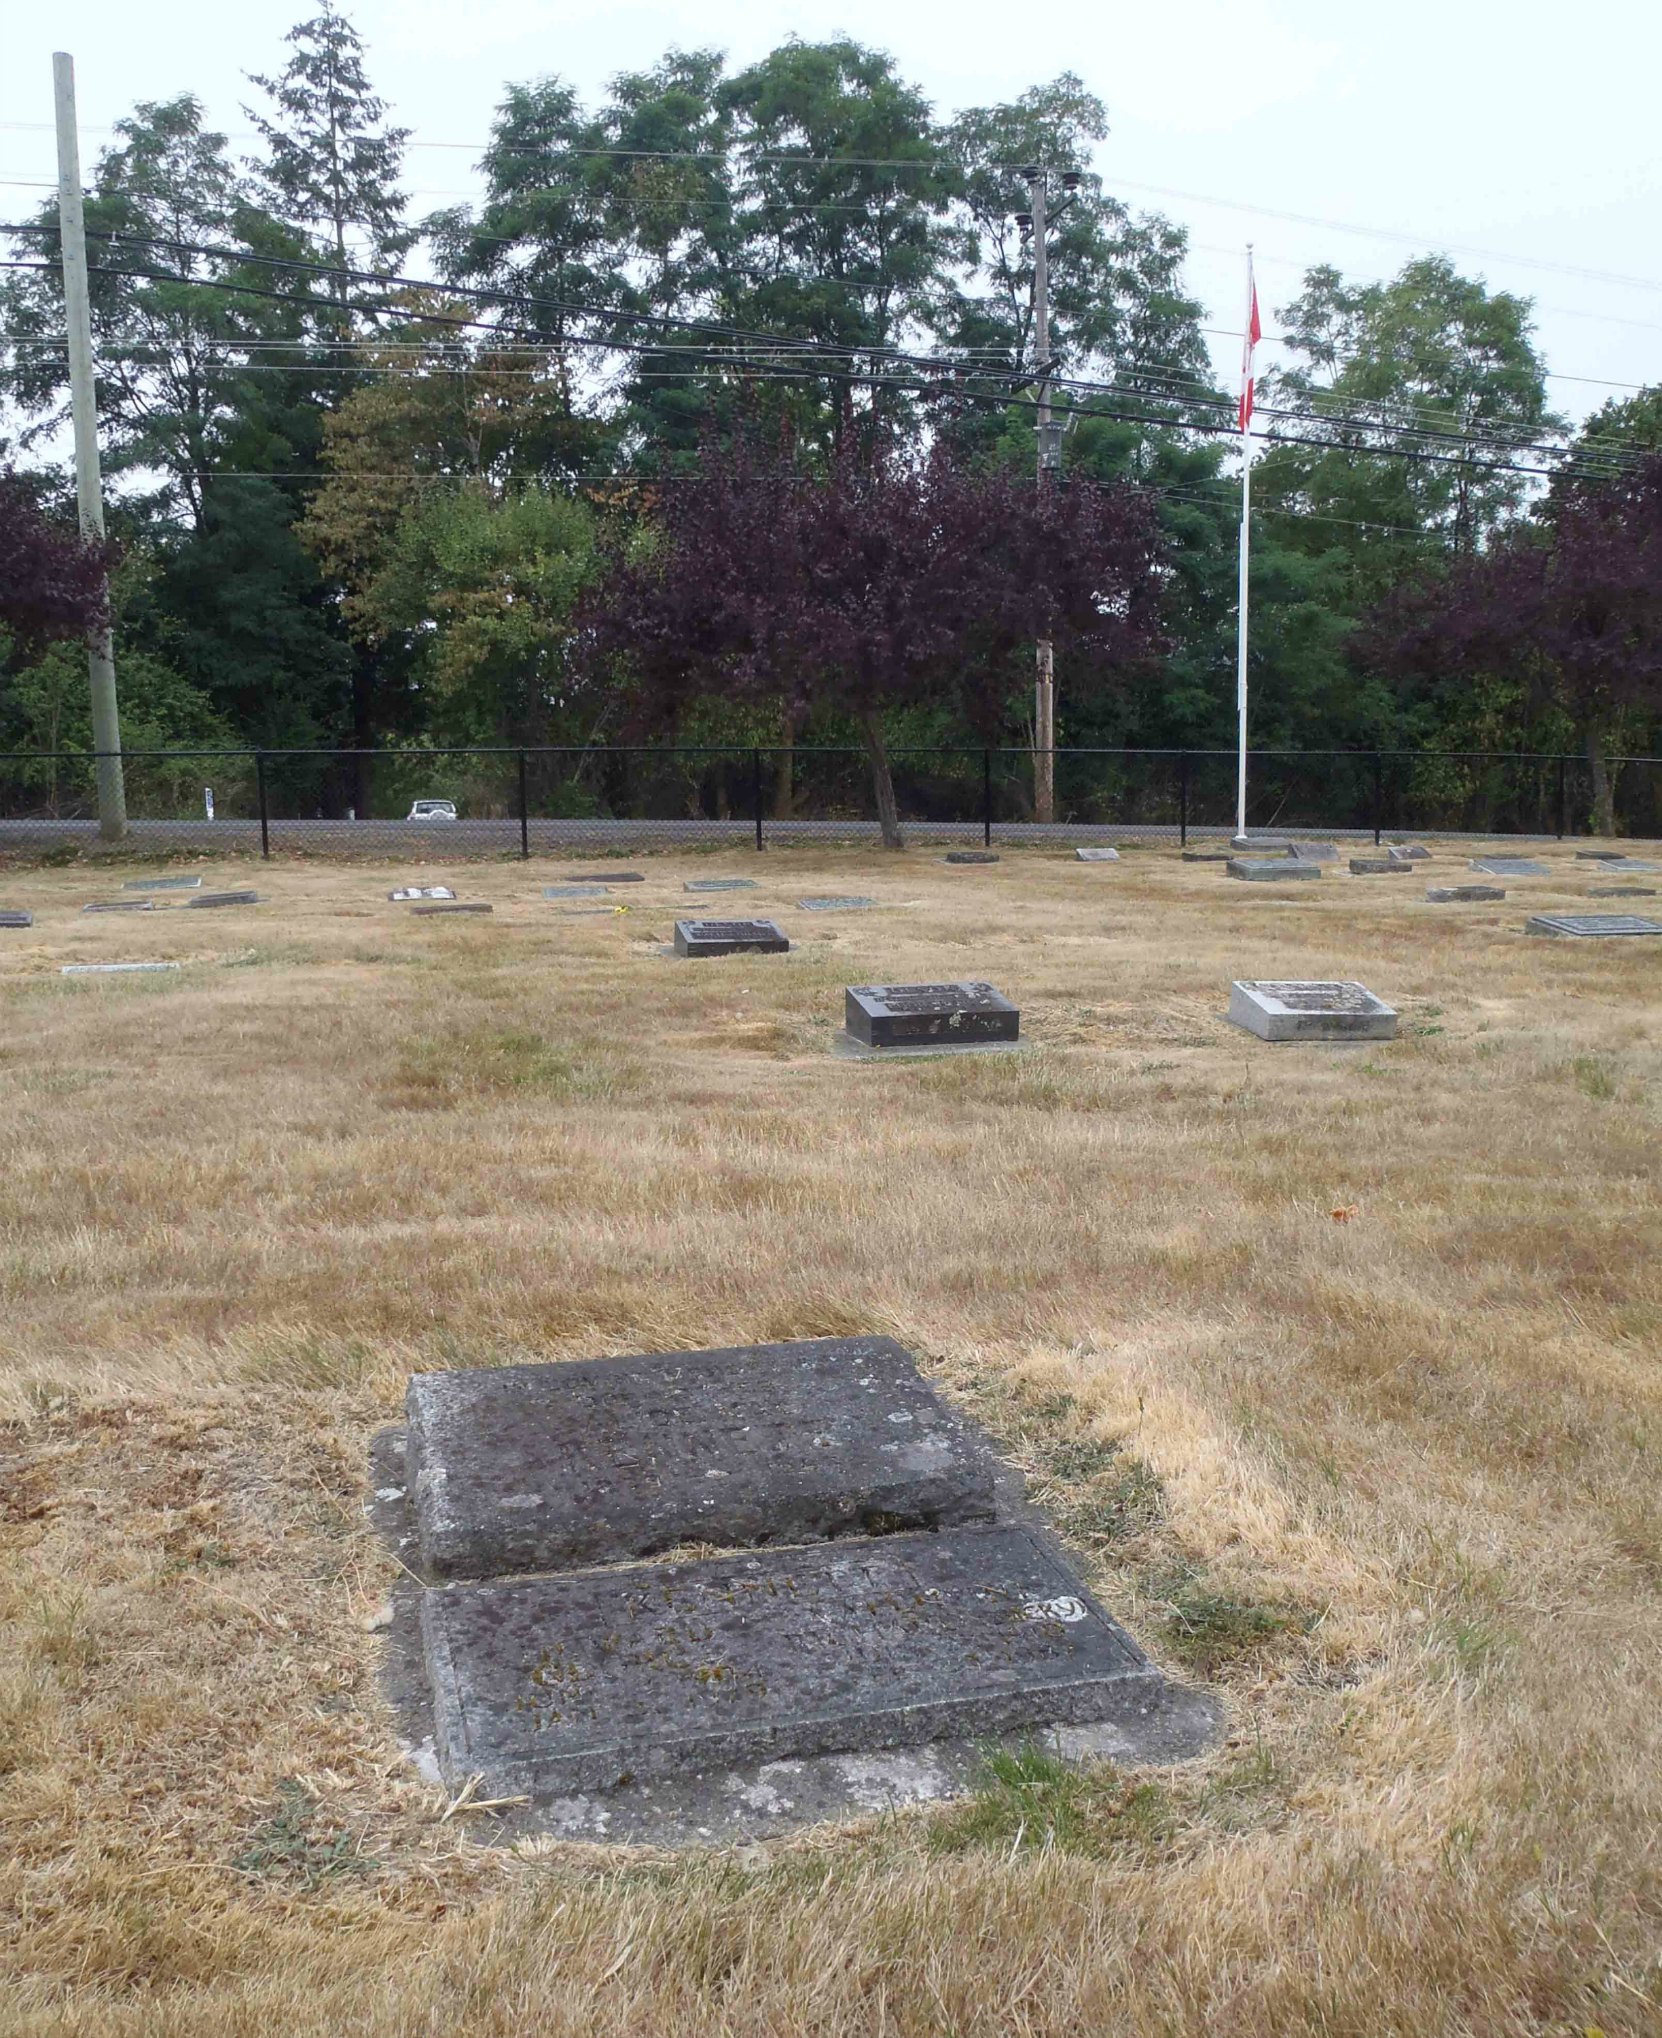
<box><xmin>1178</xmin><ymin>750</ymin><xmax>1190</xmax><ymax>848</ymax></box>
<box><xmin>983</xmin><ymin>748</ymin><xmax>993</xmax><ymax>847</ymax></box>
<box><xmin>255</xmin><ymin>749</ymin><xmax>270</xmax><ymax>859</ymax></box>
<box><xmin>1556</xmin><ymin>755</ymin><xmax>1569</xmax><ymax>839</ymax></box>
<box><xmin>753</xmin><ymin>748</ymin><xmax>764</xmax><ymax>851</ymax></box>
<box><xmin>1372</xmin><ymin>752</ymin><xmax>1384</xmax><ymax>846</ymax></box>
<box><xmin>518</xmin><ymin>750</ymin><xmax>530</xmax><ymax>859</ymax></box>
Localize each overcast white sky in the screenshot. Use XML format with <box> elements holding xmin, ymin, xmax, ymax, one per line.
<box><xmin>5</xmin><ymin>0</ymin><xmax>1659</xmax><ymax>425</ymax></box>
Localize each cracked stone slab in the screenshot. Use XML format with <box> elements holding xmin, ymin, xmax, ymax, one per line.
<box><xmin>406</xmin><ymin>1336</ymin><xmax>995</xmax><ymax>1583</ymax></box>
<box><xmin>673</xmin><ymin>919</ymin><xmax>788</xmax><ymax>957</ymax></box>
<box><xmin>1471</xmin><ymin>857</ymin><xmax>1550</xmax><ymax>877</ymax></box>
<box><xmin>1227</xmin><ymin>859</ymin><xmax>1320</xmax><ymax>883</ymax></box>
<box><xmin>845</xmin><ymin>982</ymin><xmax>1018</xmax><ymax>1050</ymax></box>
<box><xmin>420</xmin><ymin>1524</ymin><xmax>1166</xmax><ymax>1799</ymax></box>
<box><xmin>1428</xmin><ymin>885</ymin><xmax>1505</xmax><ymax>902</ymax></box>
<box><xmin>1228</xmin><ymin>980</ymin><xmax>1397</xmax><ymax>1041</ymax></box>
<box><xmin>1526</xmin><ymin>913</ymin><xmax>1662</xmax><ymax>939</ymax></box>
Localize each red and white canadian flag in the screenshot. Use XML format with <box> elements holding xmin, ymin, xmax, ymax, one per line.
<box><xmin>1238</xmin><ymin>259</ymin><xmax>1262</xmax><ymax>434</ymax></box>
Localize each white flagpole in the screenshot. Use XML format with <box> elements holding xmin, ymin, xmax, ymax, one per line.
<box><xmin>1235</xmin><ymin>247</ymin><xmax>1254</xmax><ymax>842</ymax></box>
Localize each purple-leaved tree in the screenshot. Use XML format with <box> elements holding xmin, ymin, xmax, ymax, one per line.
<box><xmin>594</xmin><ymin>433</ymin><xmax>1166</xmax><ymax>846</ymax></box>
<box><xmin>0</xmin><ymin>475</ymin><xmax>112</xmax><ymax>668</ymax></box>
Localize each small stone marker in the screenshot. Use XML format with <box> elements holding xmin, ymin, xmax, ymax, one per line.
<box><xmin>1575</xmin><ymin>849</ymin><xmax>1625</xmax><ymax>861</ymax></box>
<box><xmin>1428</xmin><ymin>884</ymin><xmax>1505</xmax><ymax>902</ymax></box>
<box><xmin>943</xmin><ymin>851</ymin><xmax>999</xmax><ymax>865</ymax></box>
<box><xmin>572</xmin><ymin>872</ymin><xmax>645</xmax><ymax>883</ymax></box>
<box><xmin>1526</xmin><ymin>913</ymin><xmax>1662</xmax><ymax>939</ymax></box>
<box><xmin>1287</xmin><ymin>842</ymin><xmax>1340</xmax><ymax>863</ymax></box>
<box><xmin>1181</xmin><ymin>849</ymin><xmax>1231</xmax><ymax>862</ymax></box>
<box><xmin>1074</xmin><ymin>846</ymin><xmax>1120</xmax><ymax>862</ymax></box>
<box><xmin>1349</xmin><ymin>857</ymin><xmax>1411</xmax><ymax>875</ymax></box>
<box><xmin>1471</xmin><ymin>856</ymin><xmax>1550</xmax><ymax>877</ymax></box>
<box><xmin>1589</xmin><ymin>885</ymin><xmax>1658</xmax><ymax>899</ymax></box>
<box><xmin>62</xmin><ymin>961</ymin><xmax>181</xmax><ymax>976</ymax></box>
<box><xmin>389</xmin><ymin>886</ymin><xmax>454</xmax><ymax>902</ymax></box>
<box><xmin>1387</xmin><ymin>844</ymin><xmax>1432</xmax><ymax>861</ymax></box>
<box><xmin>1230</xmin><ymin>836</ymin><xmax>1293</xmax><ymax>852</ymax></box>
<box><xmin>1227</xmin><ymin>858</ymin><xmax>1320</xmax><ymax>882</ymax></box>
<box><xmin>187</xmin><ymin>890</ymin><xmax>260</xmax><ymax>909</ymax></box>
<box><xmin>544</xmin><ymin>884</ymin><xmax>610</xmax><ymax>899</ymax></box>
<box><xmin>1586</xmin><ymin>858</ymin><xmax>1659</xmax><ymax>874</ymax></box>
<box><xmin>406</xmin><ymin>1336</ymin><xmax>996</xmax><ymax>1582</ymax></box>
<box><xmin>0</xmin><ymin>909</ymin><xmax>33</xmax><ymax>928</ymax></box>
<box><xmin>797</xmin><ymin>896</ymin><xmax>877</xmax><ymax>912</ymax></box>
<box><xmin>83</xmin><ymin>899</ymin><xmax>154</xmax><ymax>913</ymax></box>
<box><xmin>1228</xmin><ymin>980</ymin><xmax>1397</xmax><ymax>1041</ymax></box>
<box><xmin>414</xmin><ymin>901</ymin><xmax>492</xmax><ymax>915</ymax></box>
<box><xmin>845</xmin><ymin>982</ymin><xmax>1019</xmax><ymax>1050</ymax></box>
<box><xmin>673</xmin><ymin>918</ymin><xmax>788</xmax><ymax>957</ymax></box>
<box><xmin>419</xmin><ymin>1523</ymin><xmax>1159</xmax><ymax>1798</ymax></box>
<box><xmin>122</xmin><ymin>875</ymin><xmax>202</xmax><ymax>891</ymax></box>
<box><xmin>684</xmin><ymin>878</ymin><xmax>757</xmax><ymax>893</ymax></box>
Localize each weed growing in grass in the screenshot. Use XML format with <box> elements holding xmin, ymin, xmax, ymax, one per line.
<box><xmin>383</xmin><ymin>1027</ymin><xmax>629</xmax><ymax>1111</ymax></box>
<box><xmin>1570</xmin><ymin>1055</ymin><xmax>1618</xmax><ymax>1101</ymax></box>
<box><xmin>233</xmin><ymin>1780</ymin><xmax>367</xmax><ymax>1889</ymax></box>
<box><xmin>927</xmin><ymin>1744</ymin><xmax>1172</xmax><ymax>1859</ymax></box>
<box><xmin>1153</xmin><ymin>1567</ymin><xmax>1310</xmax><ymax>1676</ymax></box>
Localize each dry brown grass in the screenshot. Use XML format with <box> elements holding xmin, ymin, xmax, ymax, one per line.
<box><xmin>2</xmin><ymin>842</ymin><xmax>1660</xmax><ymax>2036</ymax></box>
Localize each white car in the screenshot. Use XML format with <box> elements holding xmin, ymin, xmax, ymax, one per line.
<box><xmin>408</xmin><ymin>799</ymin><xmax>458</xmax><ymax>822</ymax></box>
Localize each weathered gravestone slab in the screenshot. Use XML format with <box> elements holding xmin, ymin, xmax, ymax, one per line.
<box><xmin>83</xmin><ymin>899</ymin><xmax>154</xmax><ymax>913</ymax></box>
<box><xmin>684</xmin><ymin>878</ymin><xmax>757</xmax><ymax>893</ymax></box>
<box><xmin>1228</xmin><ymin>980</ymin><xmax>1397</xmax><ymax>1042</ymax></box>
<box><xmin>1350</xmin><ymin>857</ymin><xmax>1411</xmax><ymax>875</ymax></box>
<box><xmin>406</xmin><ymin>1335</ymin><xmax>996</xmax><ymax>1582</ymax></box>
<box><xmin>845</xmin><ymin>982</ymin><xmax>1019</xmax><ymax>1050</ymax></box>
<box><xmin>1526</xmin><ymin>913</ymin><xmax>1662</xmax><ymax>939</ymax></box>
<box><xmin>420</xmin><ymin>1523</ymin><xmax>1160</xmax><ymax>1798</ymax></box>
<box><xmin>1428</xmin><ymin>884</ymin><xmax>1505</xmax><ymax>902</ymax></box>
<box><xmin>1586</xmin><ymin>858</ymin><xmax>1659</xmax><ymax>874</ymax></box>
<box><xmin>187</xmin><ymin>890</ymin><xmax>260</xmax><ymax>909</ymax></box>
<box><xmin>389</xmin><ymin>886</ymin><xmax>454</xmax><ymax>901</ymax></box>
<box><xmin>414</xmin><ymin>901</ymin><xmax>493</xmax><ymax>915</ymax></box>
<box><xmin>1181</xmin><ymin>849</ymin><xmax>1231</xmax><ymax>862</ymax></box>
<box><xmin>1287</xmin><ymin>841</ymin><xmax>1340</xmax><ymax>863</ymax></box>
<box><xmin>798</xmin><ymin>896</ymin><xmax>877</xmax><ymax>912</ymax></box>
<box><xmin>674</xmin><ymin>919</ymin><xmax>788</xmax><ymax>957</ymax></box>
<box><xmin>1074</xmin><ymin>846</ymin><xmax>1121</xmax><ymax>862</ymax></box>
<box><xmin>123</xmin><ymin>875</ymin><xmax>201</xmax><ymax>891</ymax></box>
<box><xmin>572</xmin><ymin>872</ymin><xmax>645</xmax><ymax>883</ymax></box>
<box><xmin>545</xmin><ymin>884</ymin><xmax>610</xmax><ymax>899</ymax></box>
<box><xmin>1575</xmin><ymin>849</ymin><xmax>1625</xmax><ymax>861</ymax></box>
<box><xmin>1230</xmin><ymin>836</ymin><xmax>1293</xmax><ymax>852</ymax></box>
<box><xmin>62</xmin><ymin>961</ymin><xmax>181</xmax><ymax>976</ymax></box>
<box><xmin>1589</xmin><ymin>886</ymin><xmax>1658</xmax><ymax>899</ymax></box>
<box><xmin>1387</xmin><ymin>844</ymin><xmax>1432</xmax><ymax>861</ymax></box>
<box><xmin>0</xmin><ymin>910</ymin><xmax>33</xmax><ymax>928</ymax></box>
<box><xmin>944</xmin><ymin>851</ymin><xmax>999</xmax><ymax>865</ymax></box>
<box><xmin>1471</xmin><ymin>857</ymin><xmax>1550</xmax><ymax>877</ymax></box>
<box><xmin>1227</xmin><ymin>858</ymin><xmax>1320</xmax><ymax>883</ymax></box>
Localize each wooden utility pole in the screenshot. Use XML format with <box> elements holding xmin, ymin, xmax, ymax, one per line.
<box><xmin>53</xmin><ymin>50</ymin><xmax>125</xmax><ymax>840</ymax></box>
<box><xmin>1028</xmin><ymin>168</ymin><xmax>1056</xmax><ymax>825</ymax></box>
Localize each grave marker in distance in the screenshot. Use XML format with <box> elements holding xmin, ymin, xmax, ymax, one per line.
<box><xmin>123</xmin><ymin>875</ymin><xmax>202</xmax><ymax>891</ymax></box>
<box><xmin>572</xmin><ymin>872</ymin><xmax>644</xmax><ymax>883</ymax></box>
<box><xmin>844</xmin><ymin>982</ymin><xmax>1019</xmax><ymax>1051</ymax></box>
<box><xmin>1228</xmin><ymin>980</ymin><xmax>1397</xmax><ymax>1041</ymax></box>
<box><xmin>414</xmin><ymin>901</ymin><xmax>493</xmax><ymax>915</ymax></box>
<box><xmin>1387</xmin><ymin>843</ymin><xmax>1432</xmax><ymax>861</ymax></box>
<box><xmin>674</xmin><ymin>918</ymin><xmax>788</xmax><ymax>957</ymax></box>
<box><xmin>1471</xmin><ymin>856</ymin><xmax>1550</xmax><ymax>877</ymax></box>
<box><xmin>1589</xmin><ymin>886</ymin><xmax>1658</xmax><ymax>899</ymax></box>
<box><xmin>1349</xmin><ymin>857</ymin><xmax>1411</xmax><ymax>875</ymax></box>
<box><xmin>389</xmin><ymin>886</ymin><xmax>454</xmax><ymax>901</ymax></box>
<box><xmin>1075</xmin><ymin>846</ymin><xmax>1120</xmax><ymax>862</ymax></box>
<box><xmin>406</xmin><ymin>1335</ymin><xmax>996</xmax><ymax>1582</ymax></box>
<box><xmin>83</xmin><ymin>899</ymin><xmax>154</xmax><ymax>913</ymax></box>
<box><xmin>1526</xmin><ymin>913</ymin><xmax>1662</xmax><ymax>939</ymax></box>
<box><xmin>944</xmin><ymin>851</ymin><xmax>999</xmax><ymax>865</ymax></box>
<box><xmin>187</xmin><ymin>890</ymin><xmax>260</xmax><ymax>909</ymax></box>
<box><xmin>420</xmin><ymin>1523</ymin><xmax>1161</xmax><ymax>1799</ymax></box>
<box><xmin>0</xmin><ymin>909</ymin><xmax>34</xmax><ymax>928</ymax></box>
<box><xmin>544</xmin><ymin>884</ymin><xmax>610</xmax><ymax>899</ymax></box>
<box><xmin>798</xmin><ymin>896</ymin><xmax>877</xmax><ymax>912</ymax></box>
<box><xmin>1428</xmin><ymin>884</ymin><xmax>1505</xmax><ymax>902</ymax></box>
<box><xmin>1287</xmin><ymin>841</ymin><xmax>1340</xmax><ymax>863</ymax></box>
<box><xmin>1227</xmin><ymin>859</ymin><xmax>1320</xmax><ymax>883</ymax></box>
<box><xmin>684</xmin><ymin>878</ymin><xmax>757</xmax><ymax>893</ymax></box>
<box><xmin>62</xmin><ymin>961</ymin><xmax>181</xmax><ymax>976</ymax></box>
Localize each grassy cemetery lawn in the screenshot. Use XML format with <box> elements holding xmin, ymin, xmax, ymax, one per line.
<box><xmin>2</xmin><ymin>844</ymin><xmax>1660</xmax><ymax>2035</ymax></box>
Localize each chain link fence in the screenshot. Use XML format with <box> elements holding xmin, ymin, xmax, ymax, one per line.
<box><xmin>0</xmin><ymin>745</ymin><xmax>1657</xmax><ymax>855</ymax></box>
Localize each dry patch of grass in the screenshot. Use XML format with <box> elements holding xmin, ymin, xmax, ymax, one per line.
<box><xmin>2</xmin><ymin>842</ymin><xmax>1661</xmax><ymax>2034</ymax></box>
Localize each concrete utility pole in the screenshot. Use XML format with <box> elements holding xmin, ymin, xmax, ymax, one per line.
<box><xmin>53</xmin><ymin>51</ymin><xmax>125</xmax><ymax>840</ymax></box>
<box><xmin>1023</xmin><ymin>167</ymin><xmax>1078</xmax><ymax>826</ymax></box>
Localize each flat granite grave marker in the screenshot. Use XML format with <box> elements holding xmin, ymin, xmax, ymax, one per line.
<box><xmin>1227</xmin><ymin>858</ymin><xmax>1320</xmax><ymax>883</ymax></box>
<box><xmin>1230</xmin><ymin>836</ymin><xmax>1293</xmax><ymax>852</ymax></box>
<box><xmin>1585</xmin><ymin>858</ymin><xmax>1659</xmax><ymax>874</ymax></box>
<box><xmin>1228</xmin><ymin>980</ymin><xmax>1397</xmax><ymax>1041</ymax></box>
<box><xmin>83</xmin><ymin>899</ymin><xmax>154</xmax><ymax>913</ymax></box>
<box><xmin>684</xmin><ymin>878</ymin><xmax>757</xmax><ymax>893</ymax></box>
<box><xmin>572</xmin><ymin>872</ymin><xmax>645</xmax><ymax>883</ymax></box>
<box><xmin>544</xmin><ymin>884</ymin><xmax>610</xmax><ymax>899</ymax></box>
<box><xmin>1575</xmin><ymin>849</ymin><xmax>1625</xmax><ymax>861</ymax></box>
<box><xmin>122</xmin><ymin>875</ymin><xmax>201</xmax><ymax>891</ymax></box>
<box><xmin>844</xmin><ymin>982</ymin><xmax>1019</xmax><ymax>1051</ymax></box>
<box><xmin>1075</xmin><ymin>846</ymin><xmax>1120</xmax><ymax>862</ymax></box>
<box><xmin>673</xmin><ymin>918</ymin><xmax>788</xmax><ymax>957</ymax></box>
<box><xmin>0</xmin><ymin>910</ymin><xmax>33</xmax><ymax>928</ymax></box>
<box><xmin>1526</xmin><ymin>913</ymin><xmax>1662</xmax><ymax>939</ymax></box>
<box><xmin>943</xmin><ymin>851</ymin><xmax>999</xmax><ymax>865</ymax></box>
<box><xmin>1471</xmin><ymin>856</ymin><xmax>1550</xmax><ymax>877</ymax></box>
<box><xmin>1387</xmin><ymin>844</ymin><xmax>1432</xmax><ymax>861</ymax></box>
<box><xmin>1287</xmin><ymin>841</ymin><xmax>1340</xmax><ymax>863</ymax></box>
<box><xmin>62</xmin><ymin>961</ymin><xmax>181</xmax><ymax>976</ymax></box>
<box><xmin>414</xmin><ymin>901</ymin><xmax>493</xmax><ymax>915</ymax></box>
<box><xmin>1428</xmin><ymin>884</ymin><xmax>1505</xmax><ymax>902</ymax></box>
<box><xmin>798</xmin><ymin>896</ymin><xmax>877</xmax><ymax>912</ymax></box>
<box><xmin>1181</xmin><ymin>849</ymin><xmax>1231</xmax><ymax>862</ymax></box>
<box><xmin>1589</xmin><ymin>885</ymin><xmax>1658</xmax><ymax>899</ymax></box>
<box><xmin>406</xmin><ymin>1336</ymin><xmax>996</xmax><ymax>1582</ymax></box>
<box><xmin>420</xmin><ymin>1523</ymin><xmax>1161</xmax><ymax>1798</ymax></box>
<box><xmin>389</xmin><ymin>886</ymin><xmax>454</xmax><ymax>902</ymax></box>
<box><xmin>1349</xmin><ymin>857</ymin><xmax>1411</xmax><ymax>875</ymax></box>
<box><xmin>187</xmin><ymin>890</ymin><xmax>260</xmax><ymax>909</ymax></box>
